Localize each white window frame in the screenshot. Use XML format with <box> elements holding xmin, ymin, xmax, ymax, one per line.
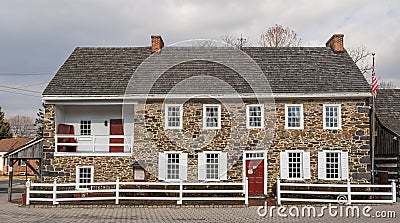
<box><xmin>203</xmin><ymin>104</ymin><xmax>221</xmax><ymax>130</ymax></box>
<box><xmin>323</xmin><ymin>104</ymin><xmax>341</xmax><ymax>130</ymax></box>
<box><xmin>198</xmin><ymin>151</ymin><xmax>227</xmax><ymax>181</ymax></box>
<box><xmin>158</xmin><ymin>151</ymin><xmax>188</xmax><ymax>182</ymax></box>
<box><xmin>165</xmin><ymin>104</ymin><xmax>183</xmax><ymax>129</ymax></box>
<box><xmin>246</xmin><ymin>104</ymin><xmax>264</xmax><ymax>129</ymax></box>
<box><xmin>280</xmin><ymin>150</ymin><xmax>310</xmax><ymax>180</ymax></box>
<box><xmin>318</xmin><ymin>150</ymin><xmax>348</xmax><ymax>180</ymax></box>
<box><xmin>18</xmin><ymin>159</ymin><xmax>26</xmax><ymax>166</ymax></box>
<box><xmin>285</xmin><ymin>104</ymin><xmax>304</xmax><ymax>129</ymax></box>
<box><xmin>80</xmin><ymin>120</ymin><xmax>92</xmax><ymax>135</ymax></box>
<box><xmin>76</xmin><ymin>166</ymin><xmax>94</xmax><ymax>189</ymax></box>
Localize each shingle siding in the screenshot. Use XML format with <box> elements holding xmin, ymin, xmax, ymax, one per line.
<box><xmin>376</xmin><ymin>89</ymin><xmax>400</xmax><ymax>134</ymax></box>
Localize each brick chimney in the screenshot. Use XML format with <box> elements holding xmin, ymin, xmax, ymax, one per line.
<box><xmin>326</xmin><ymin>34</ymin><xmax>345</xmax><ymax>53</ymax></box>
<box><xmin>151</xmin><ymin>35</ymin><xmax>164</xmax><ymax>53</ymax></box>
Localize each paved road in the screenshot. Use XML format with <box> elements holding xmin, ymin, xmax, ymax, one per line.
<box><xmin>0</xmin><ymin>178</ymin><xmax>399</xmax><ymax>222</ymax></box>
<box><xmin>0</xmin><ymin>177</ymin><xmax>26</xmax><ymax>194</ymax></box>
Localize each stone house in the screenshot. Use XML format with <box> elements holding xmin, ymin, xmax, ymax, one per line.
<box><xmin>41</xmin><ymin>34</ymin><xmax>371</xmax><ymax>197</ymax></box>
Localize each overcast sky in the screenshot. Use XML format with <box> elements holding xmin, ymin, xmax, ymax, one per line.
<box><xmin>1</xmin><ymin>0</ymin><xmax>399</xmax><ymax>118</ymax></box>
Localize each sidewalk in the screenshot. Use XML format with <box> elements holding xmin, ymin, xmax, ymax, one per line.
<box><xmin>1</xmin><ymin>191</ymin><xmax>399</xmax><ymax>223</ymax></box>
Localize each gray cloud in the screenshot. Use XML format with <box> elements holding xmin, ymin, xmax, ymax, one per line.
<box><xmin>1</xmin><ymin>0</ymin><xmax>399</xmax><ymax>118</ymax></box>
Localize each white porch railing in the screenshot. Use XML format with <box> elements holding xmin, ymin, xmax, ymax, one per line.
<box><xmin>55</xmin><ymin>134</ymin><xmax>132</xmax><ymax>153</ymax></box>
<box><xmin>277</xmin><ymin>178</ymin><xmax>397</xmax><ymax>205</ymax></box>
<box><xmin>25</xmin><ymin>178</ymin><xmax>249</xmax><ymax>205</ymax></box>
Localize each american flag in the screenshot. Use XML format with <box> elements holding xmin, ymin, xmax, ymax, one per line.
<box><xmin>371</xmin><ymin>66</ymin><xmax>378</xmax><ymax>98</ymax></box>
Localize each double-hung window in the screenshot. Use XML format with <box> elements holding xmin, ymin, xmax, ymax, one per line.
<box><xmin>76</xmin><ymin>166</ymin><xmax>94</xmax><ymax>189</ymax></box>
<box><xmin>167</xmin><ymin>153</ymin><xmax>180</xmax><ymax>180</ymax></box>
<box><xmin>198</xmin><ymin>151</ymin><xmax>227</xmax><ymax>181</ymax></box>
<box><xmin>165</xmin><ymin>104</ymin><xmax>183</xmax><ymax>129</ymax></box>
<box><xmin>280</xmin><ymin>150</ymin><xmax>310</xmax><ymax>180</ymax></box>
<box><xmin>285</xmin><ymin>104</ymin><xmax>304</xmax><ymax>129</ymax></box>
<box><xmin>318</xmin><ymin>150</ymin><xmax>348</xmax><ymax>180</ymax></box>
<box><xmin>158</xmin><ymin>152</ymin><xmax>188</xmax><ymax>181</ymax></box>
<box><xmin>80</xmin><ymin>120</ymin><xmax>92</xmax><ymax>135</ymax></box>
<box><xmin>246</xmin><ymin>105</ymin><xmax>264</xmax><ymax>129</ymax></box>
<box><xmin>203</xmin><ymin>104</ymin><xmax>221</xmax><ymax>129</ymax></box>
<box><xmin>323</xmin><ymin>104</ymin><xmax>341</xmax><ymax>129</ymax></box>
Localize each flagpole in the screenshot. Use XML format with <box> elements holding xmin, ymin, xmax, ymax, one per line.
<box><xmin>371</xmin><ymin>53</ymin><xmax>376</xmax><ymax>185</ymax></box>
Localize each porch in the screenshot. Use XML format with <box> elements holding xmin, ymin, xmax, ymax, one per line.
<box><xmin>54</xmin><ymin>105</ymin><xmax>134</xmax><ymax>156</ymax></box>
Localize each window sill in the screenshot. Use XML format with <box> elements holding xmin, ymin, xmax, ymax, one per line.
<box><xmin>246</xmin><ymin>126</ymin><xmax>264</xmax><ymax>129</ymax></box>
<box><xmin>285</xmin><ymin>127</ymin><xmax>304</xmax><ymax>130</ymax></box>
<box><xmin>286</xmin><ymin>178</ymin><xmax>306</xmax><ymax>181</ymax></box>
<box><xmin>321</xmin><ymin>178</ymin><xmax>344</xmax><ymax>181</ymax></box>
<box><xmin>323</xmin><ymin>127</ymin><xmax>342</xmax><ymax>130</ymax></box>
<box><xmin>204</xmin><ymin>179</ymin><xmax>221</xmax><ymax>182</ymax></box>
<box><xmin>165</xmin><ymin>127</ymin><xmax>183</xmax><ymax>130</ymax></box>
<box><xmin>55</xmin><ymin>152</ymin><xmax>132</xmax><ymax>157</ymax></box>
<box><xmin>165</xmin><ymin>179</ymin><xmax>183</xmax><ymax>182</ymax></box>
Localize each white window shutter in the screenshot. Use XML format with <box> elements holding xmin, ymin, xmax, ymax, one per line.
<box><xmin>198</xmin><ymin>153</ymin><xmax>206</xmax><ymax>181</ymax></box>
<box><xmin>341</xmin><ymin>151</ymin><xmax>349</xmax><ymax>180</ymax></box>
<box><xmin>158</xmin><ymin>153</ymin><xmax>166</xmax><ymax>181</ymax></box>
<box><xmin>280</xmin><ymin>152</ymin><xmax>288</xmax><ymax>179</ymax></box>
<box><xmin>219</xmin><ymin>152</ymin><xmax>228</xmax><ymax>180</ymax></box>
<box><xmin>179</xmin><ymin>153</ymin><xmax>188</xmax><ymax>181</ymax></box>
<box><xmin>303</xmin><ymin>152</ymin><xmax>311</xmax><ymax>180</ymax></box>
<box><xmin>318</xmin><ymin>152</ymin><xmax>326</xmax><ymax>180</ymax></box>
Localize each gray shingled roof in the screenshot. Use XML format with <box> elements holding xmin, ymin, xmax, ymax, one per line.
<box><xmin>376</xmin><ymin>89</ymin><xmax>400</xmax><ymax>134</ymax></box>
<box><xmin>43</xmin><ymin>46</ymin><xmax>370</xmax><ymax>96</ymax></box>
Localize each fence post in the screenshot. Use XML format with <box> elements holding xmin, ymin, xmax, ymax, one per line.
<box><xmin>178</xmin><ymin>181</ymin><xmax>183</xmax><ymax>205</ymax></box>
<box><xmin>346</xmin><ymin>179</ymin><xmax>352</xmax><ymax>205</ymax></box>
<box><xmin>245</xmin><ymin>177</ymin><xmax>249</xmax><ymax>206</ymax></box>
<box><xmin>52</xmin><ymin>179</ymin><xmax>58</xmax><ymax>205</ymax></box>
<box><xmin>26</xmin><ymin>179</ymin><xmax>31</xmax><ymax>205</ymax></box>
<box><xmin>115</xmin><ymin>177</ymin><xmax>120</xmax><ymax>205</ymax></box>
<box><xmin>277</xmin><ymin>178</ymin><xmax>281</xmax><ymax>205</ymax></box>
<box><xmin>392</xmin><ymin>180</ymin><xmax>396</xmax><ymax>203</ymax></box>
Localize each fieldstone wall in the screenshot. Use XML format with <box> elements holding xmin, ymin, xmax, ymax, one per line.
<box><xmin>42</xmin><ymin>97</ymin><xmax>370</xmax><ymax>197</ymax></box>
<box><xmin>266</xmin><ymin>98</ymin><xmax>371</xmax><ymax>194</ymax></box>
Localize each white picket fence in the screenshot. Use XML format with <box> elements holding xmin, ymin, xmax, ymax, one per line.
<box><xmin>25</xmin><ymin>178</ymin><xmax>249</xmax><ymax>205</ymax></box>
<box><xmin>277</xmin><ymin>178</ymin><xmax>397</xmax><ymax>205</ymax></box>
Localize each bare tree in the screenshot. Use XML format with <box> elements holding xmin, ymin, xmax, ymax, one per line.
<box><xmin>259</xmin><ymin>24</ymin><xmax>302</xmax><ymax>47</ymax></box>
<box><xmin>7</xmin><ymin>115</ymin><xmax>35</xmax><ymax>137</ymax></box>
<box><xmin>379</xmin><ymin>80</ymin><xmax>395</xmax><ymax>89</ymax></box>
<box><xmin>220</xmin><ymin>33</ymin><xmax>250</xmax><ymax>48</ymax></box>
<box><xmin>348</xmin><ymin>46</ymin><xmax>372</xmax><ymax>75</ymax></box>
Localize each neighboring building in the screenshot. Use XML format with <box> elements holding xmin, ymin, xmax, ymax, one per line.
<box><xmin>374</xmin><ymin>89</ymin><xmax>400</xmax><ymax>184</ymax></box>
<box><xmin>0</xmin><ymin>138</ymin><xmax>35</xmax><ymax>175</ymax></box>
<box><xmin>41</xmin><ymin>34</ymin><xmax>371</xmax><ymax>197</ymax></box>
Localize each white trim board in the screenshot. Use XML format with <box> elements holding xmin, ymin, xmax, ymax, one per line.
<box><xmin>42</xmin><ymin>92</ymin><xmax>372</xmax><ymax>102</ymax></box>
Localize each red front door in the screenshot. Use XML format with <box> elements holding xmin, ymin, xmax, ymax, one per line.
<box><xmin>246</xmin><ymin>159</ymin><xmax>264</xmax><ymax>195</ymax></box>
<box><xmin>109</xmin><ymin>119</ymin><xmax>124</xmax><ymax>152</ymax></box>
